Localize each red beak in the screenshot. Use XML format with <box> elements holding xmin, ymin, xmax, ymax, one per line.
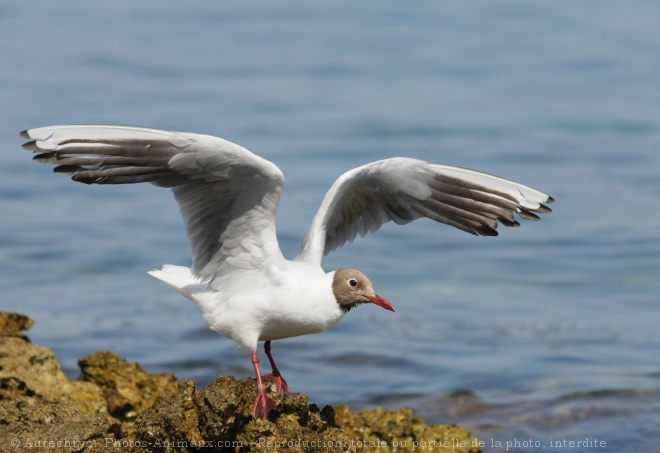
<box><xmin>364</xmin><ymin>294</ymin><xmax>395</xmax><ymax>312</ymax></box>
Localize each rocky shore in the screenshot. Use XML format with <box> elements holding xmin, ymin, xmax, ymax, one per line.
<box><xmin>0</xmin><ymin>312</ymin><xmax>481</xmax><ymax>452</ymax></box>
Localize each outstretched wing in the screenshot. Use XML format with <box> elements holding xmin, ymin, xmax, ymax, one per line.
<box><xmin>22</xmin><ymin>125</ymin><xmax>285</xmax><ymax>279</ymax></box>
<box><xmin>298</xmin><ymin>157</ymin><xmax>553</xmax><ymax>265</ymax></box>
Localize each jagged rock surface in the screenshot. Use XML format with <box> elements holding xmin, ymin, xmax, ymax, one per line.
<box><xmin>0</xmin><ymin>312</ymin><xmax>480</xmax><ymax>452</ymax></box>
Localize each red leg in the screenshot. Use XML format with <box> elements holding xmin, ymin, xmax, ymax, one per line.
<box><xmin>263</xmin><ymin>340</ymin><xmax>293</xmax><ymax>395</ymax></box>
<box><xmin>251</xmin><ymin>348</ymin><xmax>275</xmax><ymax>419</ymax></box>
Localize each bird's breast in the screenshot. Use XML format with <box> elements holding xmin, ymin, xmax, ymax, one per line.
<box><xmin>194</xmin><ymin>264</ymin><xmax>345</xmax><ymax>345</ymax></box>
<box><xmin>257</xmin><ymin>288</ymin><xmax>346</xmax><ymax>341</ymax></box>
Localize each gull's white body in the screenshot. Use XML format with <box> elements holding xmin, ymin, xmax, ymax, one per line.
<box><xmin>22</xmin><ymin>124</ymin><xmax>553</xmax><ymax>417</ymax></box>
<box><xmin>151</xmin><ymin>262</ymin><xmax>342</xmax><ymax>350</ymax></box>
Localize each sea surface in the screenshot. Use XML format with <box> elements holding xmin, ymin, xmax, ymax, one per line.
<box><xmin>1</xmin><ymin>2</ymin><xmax>659</xmax><ymax>452</ymax></box>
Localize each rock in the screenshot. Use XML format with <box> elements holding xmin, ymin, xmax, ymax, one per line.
<box><xmin>0</xmin><ymin>324</ymin><xmax>107</xmax><ymax>415</ymax></box>
<box><xmin>0</xmin><ymin>312</ymin><xmax>34</xmax><ymax>341</ymax></box>
<box><xmin>78</xmin><ymin>351</ymin><xmax>178</xmax><ymax>420</ymax></box>
<box><xmin>133</xmin><ymin>378</ymin><xmax>481</xmax><ymax>452</ymax></box>
<box><xmin>133</xmin><ymin>376</ymin><xmax>353</xmax><ymax>452</ymax></box>
<box><xmin>335</xmin><ymin>405</ymin><xmax>481</xmax><ymax>452</ymax></box>
<box><xmin>0</xmin><ymin>313</ymin><xmax>119</xmax><ymax>452</ymax></box>
<box><xmin>1</xmin><ymin>396</ymin><xmax>120</xmax><ymax>453</ymax></box>
<box><xmin>0</xmin><ymin>312</ymin><xmax>482</xmax><ymax>452</ymax></box>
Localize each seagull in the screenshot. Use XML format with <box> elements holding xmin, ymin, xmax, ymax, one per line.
<box><xmin>21</xmin><ymin>125</ymin><xmax>553</xmax><ymax>419</ymax></box>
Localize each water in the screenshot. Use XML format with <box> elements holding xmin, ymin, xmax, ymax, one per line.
<box><xmin>2</xmin><ymin>2</ymin><xmax>659</xmax><ymax>451</ymax></box>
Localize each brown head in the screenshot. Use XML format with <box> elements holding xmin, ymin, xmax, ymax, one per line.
<box><xmin>331</xmin><ymin>268</ymin><xmax>395</xmax><ymax>313</ymax></box>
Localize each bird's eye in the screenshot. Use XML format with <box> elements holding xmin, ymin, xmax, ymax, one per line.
<box><xmin>347</xmin><ymin>278</ymin><xmax>358</xmax><ymax>287</ymax></box>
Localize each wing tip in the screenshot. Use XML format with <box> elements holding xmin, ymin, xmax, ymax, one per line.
<box><xmin>22</xmin><ymin>141</ymin><xmax>39</xmax><ymax>151</ymax></box>
<box><xmin>32</xmin><ymin>152</ymin><xmax>54</xmax><ymax>163</ymax></box>
<box><xmin>538</xmin><ymin>203</ymin><xmax>553</xmax><ymax>214</ymax></box>
<box><xmin>479</xmin><ymin>227</ymin><xmax>499</xmax><ymax>237</ymax></box>
<box><xmin>53</xmin><ymin>165</ymin><xmax>81</xmax><ymax>177</ymax></box>
<box><xmin>499</xmin><ymin>218</ymin><xmax>521</xmax><ymax>228</ymax></box>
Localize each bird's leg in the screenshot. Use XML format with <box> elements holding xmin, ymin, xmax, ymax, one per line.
<box><xmin>263</xmin><ymin>340</ymin><xmax>293</xmax><ymax>396</ymax></box>
<box><xmin>251</xmin><ymin>348</ymin><xmax>275</xmax><ymax>419</ymax></box>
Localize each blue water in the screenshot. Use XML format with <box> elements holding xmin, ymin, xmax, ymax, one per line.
<box><xmin>2</xmin><ymin>2</ymin><xmax>659</xmax><ymax>451</ymax></box>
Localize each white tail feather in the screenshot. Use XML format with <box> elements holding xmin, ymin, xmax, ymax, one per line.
<box><xmin>148</xmin><ymin>265</ymin><xmax>208</xmax><ymax>300</ymax></box>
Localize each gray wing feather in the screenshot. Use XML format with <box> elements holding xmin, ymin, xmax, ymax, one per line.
<box><xmin>22</xmin><ymin>125</ymin><xmax>285</xmax><ymax>278</ymax></box>
<box><xmin>298</xmin><ymin>157</ymin><xmax>553</xmax><ymax>265</ymax></box>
